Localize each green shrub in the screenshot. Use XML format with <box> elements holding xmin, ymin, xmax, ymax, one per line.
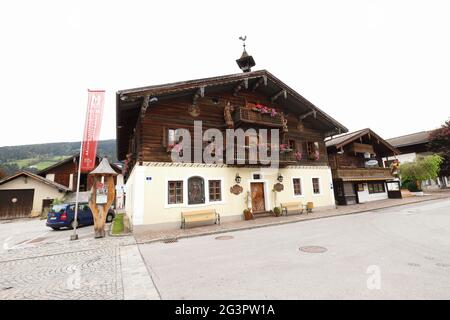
<box><xmin>273</xmin><ymin>207</ymin><xmax>281</xmax><ymax>217</ymax></box>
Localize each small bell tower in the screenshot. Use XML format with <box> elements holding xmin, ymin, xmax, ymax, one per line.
<box><xmin>236</xmin><ymin>36</ymin><xmax>256</xmax><ymax>73</ymax></box>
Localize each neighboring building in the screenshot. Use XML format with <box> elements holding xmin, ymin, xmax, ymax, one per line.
<box><xmin>37</xmin><ymin>154</ymin><xmax>125</xmax><ymax>208</ymax></box>
<box><xmin>116</xmin><ymin>50</ymin><xmax>348</xmax><ymax>229</ymax></box>
<box><xmin>0</xmin><ymin>171</ymin><xmax>71</xmax><ymax>219</ymax></box>
<box><xmin>326</xmin><ymin>128</ymin><xmax>401</xmax><ymax>205</ymax></box>
<box><xmin>385</xmin><ymin>131</ymin><xmax>449</xmax><ymax>190</ymax></box>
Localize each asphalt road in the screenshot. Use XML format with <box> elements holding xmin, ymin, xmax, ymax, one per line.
<box><xmin>138</xmin><ymin>198</ymin><xmax>450</xmax><ymax>299</ymax></box>
<box><xmin>0</xmin><ymin>218</ymin><xmax>98</xmax><ymax>253</ymax></box>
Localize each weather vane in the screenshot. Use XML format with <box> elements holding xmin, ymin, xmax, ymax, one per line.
<box><xmin>239</xmin><ymin>36</ymin><xmax>247</xmax><ymax>50</ymax></box>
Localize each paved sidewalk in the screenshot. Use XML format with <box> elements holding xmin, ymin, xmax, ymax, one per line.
<box><xmin>134</xmin><ymin>191</ymin><xmax>450</xmax><ymax>244</ymax></box>
<box><xmin>120</xmin><ymin>244</ymin><xmax>160</xmax><ymax>300</ymax></box>
<box><xmin>0</xmin><ymin>227</ymin><xmax>159</xmax><ymax>300</ymax></box>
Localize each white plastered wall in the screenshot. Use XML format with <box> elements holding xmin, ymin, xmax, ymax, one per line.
<box><xmin>125</xmin><ymin>163</ymin><xmax>335</xmax><ymax>227</ymax></box>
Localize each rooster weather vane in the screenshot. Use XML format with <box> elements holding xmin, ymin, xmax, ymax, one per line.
<box><xmin>239</xmin><ymin>36</ymin><xmax>247</xmax><ymax>50</ymax></box>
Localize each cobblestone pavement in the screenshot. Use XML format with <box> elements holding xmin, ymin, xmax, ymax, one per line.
<box><xmin>134</xmin><ymin>191</ymin><xmax>450</xmax><ymax>244</ymax></box>
<box><xmin>0</xmin><ymin>232</ymin><xmax>157</xmax><ymax>300</ymax></box>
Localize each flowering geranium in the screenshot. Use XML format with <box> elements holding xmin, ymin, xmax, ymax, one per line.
<box><xmin>254</xmin><ymin>104</ymin><xmax>278</xmax><ymax>117</ymax></box>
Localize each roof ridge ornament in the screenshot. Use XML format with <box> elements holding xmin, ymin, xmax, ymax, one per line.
<box><xmin>236</xmin><ymin>36</ymin><xmax>255</xmax><ymax>73</ymax></box>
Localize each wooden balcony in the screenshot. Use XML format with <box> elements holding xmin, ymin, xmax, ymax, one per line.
<box><xmin>233</xmin><ymin>106</ymin><xmax>284</xmax><ymax>128</ymax></box>
<box><xmin>332</xmin><ymin>167</ymin><xmax>394</xmax><ymax>181</ymax></box>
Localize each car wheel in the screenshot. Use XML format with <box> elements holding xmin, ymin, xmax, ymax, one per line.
<box><xmin>68</xmin><ymin>220</ymin><xmax>79</xmax><ymax>229</ymax></box>
<box><xmin>51</xmin><ymin>227</ymin><xmax>60</xmax><ymax>230</ymax></box>
<box><xmin>106</xmin><ymin>214</ymin><xmax>114</xmax><ymax>223</ymax></box>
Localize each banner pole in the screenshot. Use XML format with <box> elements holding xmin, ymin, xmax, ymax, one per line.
<box><xmin>70</xmin><ymin>141</ymin><xmax>83</xmax><ymax>241</ymax></box>
<box><xmin>70</xmin><ymin>90</ymin><xmax>91</xmax><ymax>241</ymax></box>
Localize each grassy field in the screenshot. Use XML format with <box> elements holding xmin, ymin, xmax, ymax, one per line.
<box><xmin>6</xmin><ymin>155</ymin><xmax>70</xmax><ymax>171</ymax></box>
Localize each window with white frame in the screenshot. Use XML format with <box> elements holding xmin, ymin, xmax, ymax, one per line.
<box><xmin>293</xmin><ymin>178</ymin><xmax>302</xmax><ymax>196</ymax></box>
<box><xmin>312</xmin><ymin>178</ymin><xmax>321</xmax><ymax>194</ymax></box>
<box><xmin>208</xmin><ymin>180</ymin><xmax>222</xmax><ymax>202</ymax></box>
<box><xmin>168</xmin><ymin>180</ymin><xmax>183</xmax><ymax>204</ymax></box>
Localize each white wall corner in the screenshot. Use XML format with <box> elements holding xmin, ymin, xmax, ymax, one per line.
<box><xmin>132</xmin><ymin>165</ymin><xmax>146</xmax><ymax>225</ymax></box>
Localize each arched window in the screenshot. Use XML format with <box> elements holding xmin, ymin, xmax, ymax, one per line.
<box><xmin>188</xmin><ymin>176</ymin><xmax>205</xmax><ymax>205</ymax></box>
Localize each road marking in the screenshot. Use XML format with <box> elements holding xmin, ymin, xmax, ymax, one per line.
<box><xmin>2</xmin><ymin>237</ymin><xmax>12</xmax><ymax>250</ymax></box>
<box><xmin>8</xmin><ymin>231</ymin><xmax>50</xmax><ymax>250</ymax></box>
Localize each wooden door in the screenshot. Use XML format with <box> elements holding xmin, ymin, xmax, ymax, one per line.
<box><xmin>0</xmin><ymin>189</ymin><xmax>34</xmax><ymax>219</ymax></box>
<box><xmin>42</xmin><ymin>199</ymin><xmax>53</xmax><ymax>216</ymax></box>
<box><xmin>250</xmin><ymin>182</ymin><xmax>265</xmax><ymax>213</ymax></box>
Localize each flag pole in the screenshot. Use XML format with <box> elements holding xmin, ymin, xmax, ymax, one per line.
<box><xmin>70</xmin><ymin>90</ymin><xmax>91</xmax><ymax>241</ymax></box>
<box><xmin>70</xmin><ymin>141</ymin><xmax>83</xmax><ymax>241</ymax></box>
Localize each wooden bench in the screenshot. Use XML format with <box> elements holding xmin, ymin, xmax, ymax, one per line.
<box><xmin>280</xmin><ymin>202</ymin><xmax>304</xmax><ymax>216</ymax></box>
<box><xmin>181</xmin><ymin>209</ymin><xmax>220</xmax><ymax>229</ymax></box>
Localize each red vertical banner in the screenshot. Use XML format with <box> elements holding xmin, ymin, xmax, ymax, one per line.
<box><xmin>81</xmin><ymin>90</ymin><xmax>105</xmax><ymax>172</ymax></box>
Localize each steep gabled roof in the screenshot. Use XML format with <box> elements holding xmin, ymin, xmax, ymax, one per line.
<box><xmin>116</xmin><ymin>69</ymin><xmax>348</xmax><ymax>160</ymax></box>
<box><xmin>0</xmin><ymin>170</ymin><xmax>72</xmax><ymax>192</ymax></box>
<box><xmin>326</xmin><ymin>128</ymin><xmax>400</xmax><ymax>155</ymax></box>
<box><xmin>386</xmin><ymin>131</ymin><xmax>431</xmax><ymax>148</ymax></box>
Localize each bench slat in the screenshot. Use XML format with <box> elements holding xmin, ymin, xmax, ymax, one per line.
<box><xmin>185</xmin><ymin>215</ymin><xmax>215</xmax><ymax>222</ymax></box>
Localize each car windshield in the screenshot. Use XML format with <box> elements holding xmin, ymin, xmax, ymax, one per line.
<box><xmin>50</xmin><ymin>204</ymin><xmax>67</xmax><ymax>213</ymax></box>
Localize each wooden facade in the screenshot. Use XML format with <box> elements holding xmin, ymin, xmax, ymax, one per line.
<box><xmin>117</xmin><ymin>70</ymin><xmax>347</xmax><ymax>179</ymax></box>
<box><xmin>326</xmin><ymin>128</ymin><xmax>401</xmax><ymax>205</ymax></box>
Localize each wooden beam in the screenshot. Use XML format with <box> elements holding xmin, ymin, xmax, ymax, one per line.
<box><xmin>192</xmin><ymin>86</ymin><xmax>205</xmax><ymax>106</ymax></box>
<box><xmin>298</xmin><ymin>110</ymin><xmax>317</xmax><ymax>121</ymax></box>
<box><xmin>140</xmin><ymin>95</ymin><xmax>150</xmax><ymax>117</ymax></box>
<box><xmin>233</xmin><ymin>79</ymin><xmax>248</xmax><ymax>96</ymax></box>
<box><xmin>270</xmin><ymin>89</ymin><xmax>287</xmax><ymax>102</ymax></box>
<box><xmin>252</xmin><ymin>75</ymin><xmax>268</xmax><ymax>91</ymax></box>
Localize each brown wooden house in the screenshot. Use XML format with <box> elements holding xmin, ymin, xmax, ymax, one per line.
<box><xmin>326</xmin><ymin>128</ymin><xmax>401</xmax><ymax>205</ymax></box>
<box><xmin>116</xmin><ymin>49</ymin><xmax>348</xmax><ymax>228</ymax></box>
<box><xmin>38</xmin><ymin>155</ymin><xmax>122</xmax><ymax>192</ymax></box>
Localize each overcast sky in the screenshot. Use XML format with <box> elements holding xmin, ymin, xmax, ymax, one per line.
<box><xmin>1</xmin><ymin>0</ymin><xmax>449</xmax><ymax>147</ymax></box>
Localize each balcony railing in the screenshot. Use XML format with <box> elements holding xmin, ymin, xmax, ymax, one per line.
<box><xmin>233</xmin><ymin>106</ymin><xmax>284</xmax><ymax>128</ymax></box>
<box><xmin>332</xmin><ymin>167</ymin><xmax>394</xmax><ymax>180</ymax></box>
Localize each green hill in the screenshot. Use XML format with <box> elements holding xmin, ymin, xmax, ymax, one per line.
<box><xmin>0</xmin><ymin>140</ymin><xmax>117</xmax><ymax>176</ymax></box>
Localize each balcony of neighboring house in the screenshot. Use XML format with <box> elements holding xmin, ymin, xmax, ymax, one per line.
<box><xmin>331</xmin><ymin>167</ymin><xmax>394</xmax><ymax>181</ymax></box>
<box><xmin>232</xmin><ymin>103</ymin><xmax>284</xmax><ymax>128</ymax></box>
<box><xmin>328</xmin><ymin>151</ymin><xmax>395</xmax><ymax>181</ymax></box>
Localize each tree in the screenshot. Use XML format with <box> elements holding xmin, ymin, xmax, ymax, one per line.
<box><xmin>399</xmin><ymin>154</ymin><xmax>443</xmax><ymax>191</ymax></box>
<box><xmin>429</xmin><ymin>119</ymin><xmax>450</xmax><ymax>176</ymax></box>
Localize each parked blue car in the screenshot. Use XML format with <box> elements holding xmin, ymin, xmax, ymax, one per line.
<box><xmin>46</xmin><ymin>202</ymin><xmax>115</xmax><ymax>230</ymax></box>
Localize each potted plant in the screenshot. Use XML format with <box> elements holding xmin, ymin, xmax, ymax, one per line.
<box><xmin>243</xmin><ymin>208</ymin><xmax>254</xmax><ymax>220</ymax></box>
<box><xmin>273</xmin><ymin>206</ymin><xmax>281</xmax><ymax>217</ymax></box>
